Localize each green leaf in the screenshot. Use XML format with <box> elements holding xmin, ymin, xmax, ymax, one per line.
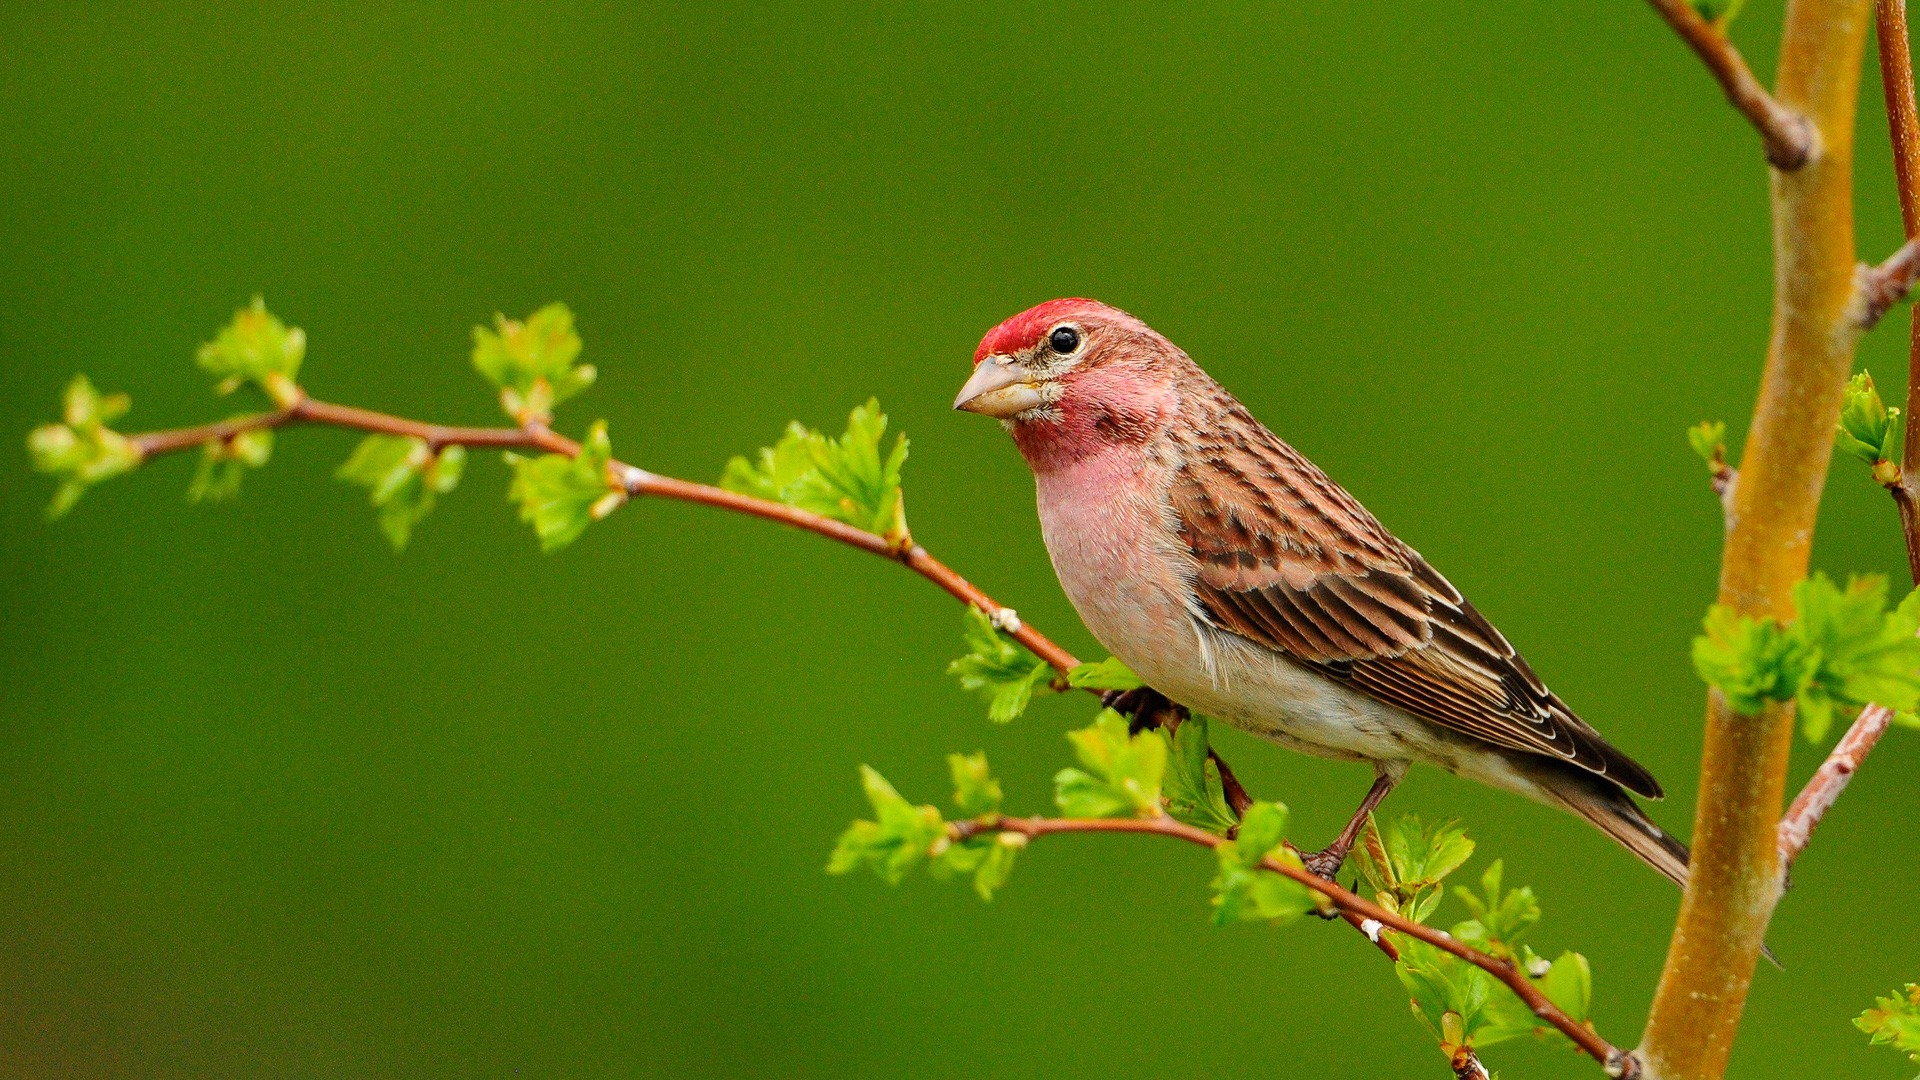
<box><xmin>969</xmin><ymin>836</ymin><xmax>1021</xmax><ymax>900</ymax></box>
<box><xmin>1691</xmin><ymin>604</ymin><xmax>1809</xmax><ymax>717</ymax></box>
<box><xmin>1397</xmin><ymin>938</ymin><xmax>1504</xmax><ymax>1045</ymax></box>
<box><xmin>187</xmin><ymin>426</ymin><xmax>275</xmax><ymax>504</ymax></box>
<box><xmin>1449</xmin><ymin>859</ymin><xmax>1540</xmax><ymax>961</ymax></box>
<box><xmin>1688</xmin><ymin>420</ymin><xmax>1727</xmax><ymax>469</ymax></box>
<box><xmin>1161</xmin><ymin>714</ymin><xmax>1240</xmax><ymax>835</ymax></box>
<box><xmin>826</xmin><ymin>765</ymin><xmax>947</xmax><ymax>886</ymax></box>
<box><xmin>1052</xmin><ymin>710</ymin><xmax>1165</xmax><ymax>818</ymax></box>
<box><xmin>505</xmin><ymin>421</ymin><xmax>619</xmax><ymax>552</ymax></box>
<box><xmin>1354</xmin><ymin>815</ymin><xmax>1475</xmax><ymax>924</ymax></box>
<box><xmin>1856</xmin><ymin>984</ymin><xmax>1920</xmax><ymax>1063</ymax></box>
<box><xmin>932</xmin><ymin>832</ymin><xmax>1024</xmax><ymax>901</ymax></box>
<box><xmin>1791</xmin><ymin>573</ymin><xmax>1920</xmax><ymax>741</ymax></box>
<box><xmin>196</xmin><ymin>297</ymin><xmax>305</xmax><ymax>404</ymax></box>
<box><xmin>947</xmin><ymin>751</ymin><xmax>1003</xmax><ymax>817</ymax></box>
<box><xmin>1210</xmin><ymin>801</ymin><xmax>1318</xmax><ymax>925</ymax></box>
<box><xmin>1837</xmin><ymin>372</ymin><xmax>1903</xmax><ymax>470</ymax></box>
<box><xmin>336</xmin><ymin>434</ymin><xmax>467</xmax><ymax>550</ymax></box>
<box><xmin>27</xmin><ymin>375</ymin><xmax>142</xmax><ymax>519</ymax></box>
<box><xmin>1534</xmin><ymin>951</ymin><xmax>1593</xmax><ymax>1025</ymax></box>
<box><xmin>470</xmin><ymin>303</ymin><xmax>594</xmax><ymax>422</ymax></box>
<box><xmin>947</xmin><ymin>605</ymin><xmax>1054</xmax><ymax>722</ymax></box>
<box><xmin>1066</xmin><ymin>657</ymin><xmax>1144</xmax><ymax>691</ymax></box>
<box><xmin>719</xmin><ymin>399</ymin><xmax>909</xmax><ymax>536</ymax></box>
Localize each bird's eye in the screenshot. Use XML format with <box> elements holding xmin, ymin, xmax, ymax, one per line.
<box><xmin>1048</xmin><ymin>326</ymin><xmax>1081</xmax><ymax>354</ymax></box>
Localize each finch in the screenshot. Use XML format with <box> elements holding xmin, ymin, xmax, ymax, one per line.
<box><xmin>954</xmin><ymin>298</ymin><xmax>1688</xmax><ymax>885</ymax></box>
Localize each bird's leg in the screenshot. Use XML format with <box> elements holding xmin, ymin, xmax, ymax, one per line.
<box><xmin>1102</xmin><ymin>686</ymin><xmax>1177</xmax><ymax>735</ymax></box>
<box><xmin>1299</xmin><ymin>769</ymin><xmax>1400</xmax><ymax>881</ymax></box>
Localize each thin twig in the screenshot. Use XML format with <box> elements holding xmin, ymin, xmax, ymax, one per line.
<box><xmin>1777</xmin><ymin>703</ymin><xmax>1897</xmax><ymax>866</ymax></box>
<box><xmin>125</xmin><ymin>394</ymin><xmax>1082</xmax><ymax>672</ymax></box>
<box><xmin>1881</xmin><ymin>0</ymin><xmax>1920</xmax><ymax>584</ymax></box>
<box><xmin>1853</xmin><ymin>236</ymin><xmax>1920</xmax><ymax>327</ymax></box>
<box><xmin>951</xmin><ymin>814</ymin><xmax>1638</xmax><ymax>1076</ymax></box>
<box><xmin>1643</xmin><ymin>0</ymin><xmax>1818</xmax><ymax>168</ymax></box>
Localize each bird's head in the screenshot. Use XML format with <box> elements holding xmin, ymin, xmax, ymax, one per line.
<box><xmin>955</xmin><ymin>298</ymin><xmax>1182</xmax><ymax>468</ymax></box>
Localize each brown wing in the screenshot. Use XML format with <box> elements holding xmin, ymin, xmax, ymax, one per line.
<box><xmin>1168</xmin><ymin>412</ymin><xmax>1662</xmax><ymax>800</ymax></box>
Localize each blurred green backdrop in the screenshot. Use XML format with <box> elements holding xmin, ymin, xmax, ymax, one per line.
<box><xmin>4</xmin><ymin>3</ymin><xmax>1917</xmax><ymax>1077</ymax></box>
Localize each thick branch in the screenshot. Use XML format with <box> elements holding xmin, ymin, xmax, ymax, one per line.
<box><xmin>124</xmin><ymin>394</ymin><xmax>1083</xmax><ymax>673</ymax></box>
<box><xmin>1777</xmin><ymin>702</ymin><xmax>1896</xmax><ymax>864</ymax></box>
<box><xmin>1640</xmin><ymin>1</ymin><xmax>1875</xmax><ymax>1077</ymax></box>
<box><xmin>1645</xmin><ymin>0</ymin><xmax>1818</xmax><ymax>168</ymax></box>
<box><xmin>951</xmin><ymin>815</ymin><xmax>1638</xmax><ymax>1076</ymax></box>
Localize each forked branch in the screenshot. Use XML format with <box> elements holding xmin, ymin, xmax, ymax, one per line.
<box><xmin>1644</xmin><ymin>0</ymin><xmax>1817</xmax><ymax>168</ymax></box>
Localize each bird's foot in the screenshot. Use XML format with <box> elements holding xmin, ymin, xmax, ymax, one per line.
<box><xmin>1297</xmin><ymin>845</ymin><xmax>1348</xmax><ymax>883</ymax></box>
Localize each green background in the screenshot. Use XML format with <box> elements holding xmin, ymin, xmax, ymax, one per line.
<box><xmin>4</xmin><ymin>3</ymin><xmax>1916</xmax><ymax>1077</ymax></box>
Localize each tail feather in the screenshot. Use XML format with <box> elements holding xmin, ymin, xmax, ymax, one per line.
<box><xmin>1545</xmin><ymin>768</ymin><xmax>1783</xmax><ymax>967</ymax></box>
<box><xmin>1551</xmin><ymin>775</ymin><xmax>1692</xmax><ymax>889</ymax></box>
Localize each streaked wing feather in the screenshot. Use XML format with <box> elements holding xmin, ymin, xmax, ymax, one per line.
<box><xmin>1169</xmin><ymin>409</ymin><xmax>1662</xmax><ymax>800</ymax></box>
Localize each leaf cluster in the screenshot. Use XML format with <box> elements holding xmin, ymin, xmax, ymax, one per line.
<box><xmin>1856</xmin><ymin>984</ymin><xmax>1920</xmax><ymax>1064</ymax></box>
<box><xmin>1209</xmin><ymin>801</ymin><xmax>1320</xmax><ymax>925</ymax></box>
<box><xmin>1161</xmin><ymin>714</ymin><xmax>1240</xmax><ymax>834</ymax></box>
<box><xmin>506</xmin><ymin>421</ymin><xmax>620</xmax><ymax>552</ymax></box>
<box><xmin>1053</xmin><ymin>710</ymin><xmax>1165</xmax><ymax>819</ymax></box>
<box><xmin>196</xmin><ymin>296</ymin><xmax>306</xmax><ymax>405</ymax></box>
<box><xmin>826</xmin><ymin>755</ymin><xmax>1021</xmax><ymax>901</ymax></box>
<box><xmin>1354</xmin><ymin>814</ymin><xmax>1475</xmax><ymax>923</ymax></box>
<box><xmin>471</xmin><ymin>303</ymin><xmax>595</xmax><ymax>423</ymax></box>
<box><xmin>948</xmin><ymin>605</ymin><xmax>1054</xmax><ymax>722</ymax></box>
<box><xmin>1450</xmin><ymin>859</ymin><xmax>1539</xmax><ymax>963</ymax></box>
<box><xmin>336</xmin><ymin>435</ymin><xmax>468</xmax><ymax>549</ymax></box>
<box><xmin>188</xmin><ymin>426</ymin><xmax>274</xmax><ymax>504</ymax></box>
<box><xmin>1836</xmin><ymin>372</ymin><xmax>1904</xmax><ymax>485</ymax></box>
<box><xmin>944</xmin><ymin>607</ymin><xmax>1148</xmax><ymax>723</ymax></box>
<box><xmin>720</xmin><ymin>399</ymin><xmax>908</xmax><ymax>537</ymax></box>
<box><xmin>1693</xmin><ymin>572</ymin><xmax>1920</xmax><ymax>740</ymax></box>
<box><xmin>27</xmin><ymin>375</ymin><xmax>141</xmax><ymax>518</ymax></box>
<box><xmin>1355</xmin><ymin>817</ymin><xmax>1592</xmax><ymax>1061</ymax></box>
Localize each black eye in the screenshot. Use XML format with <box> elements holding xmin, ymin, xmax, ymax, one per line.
<box><xmin>1048</xmin><ymin>326</ymin><xmax>1080</xmax><ymax>354</ymax></box>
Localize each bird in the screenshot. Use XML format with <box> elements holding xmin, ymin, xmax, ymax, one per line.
<box><xmin>953</xmin><ymin>297</ymin><xmax>1689</xmax><ymax>887</ymax></box>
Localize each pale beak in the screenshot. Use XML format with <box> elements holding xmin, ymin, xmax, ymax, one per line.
<box><xmin>954</xmin><ymin>357</ymin><xmax>1046</xmax><ymax>418</ymax></box>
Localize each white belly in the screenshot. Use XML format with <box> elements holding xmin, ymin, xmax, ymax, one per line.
<box><xmin>1032</xmin><ymin>453</ymin><xmax>1429</xmax><ymax>768</ymax></box>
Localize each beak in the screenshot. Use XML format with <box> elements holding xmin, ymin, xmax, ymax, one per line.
<box><xmin>954</xmin><ymin>357</ymin><xmax>1046</xmax><ymax>418</ymax></box>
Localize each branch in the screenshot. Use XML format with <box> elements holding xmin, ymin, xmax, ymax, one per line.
<box><xmin>1767</xmin><ymin>0</ymin><xmax>1920</xmax><ymax>878</ymax></box>
<box><xmin>123</xmin><ymin>391</ymin><xmax>1084</xmax><ymax>673</ymax></box>
<box><xmin>1879</xmin><ymin>0</ymin><xmax>1920</xmax><ymax>586</ymax></box>
<box><xmin>1852</xmin><ymin>235</ymin><xmax>1920</xmax><ymax>328</ymax></box>
<box><xmin>1777</xmin><ymin>702</ymin><xmax>1897</xmax><ymax>865</ymax></box>
<box><xmin>1640</xmin><ymin>0</ymin><xmax>1876</xmax><ymax>1075</ymax></box>
<box><xmin>952</xmin><ymin>814</ymin><xmax>1641</xmax><ymax>1078</ymax></box>
<box><xmin>1644</xmin><ymin>0</ymin><xmax>1818</xmax><ymax>169</ymax></box>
